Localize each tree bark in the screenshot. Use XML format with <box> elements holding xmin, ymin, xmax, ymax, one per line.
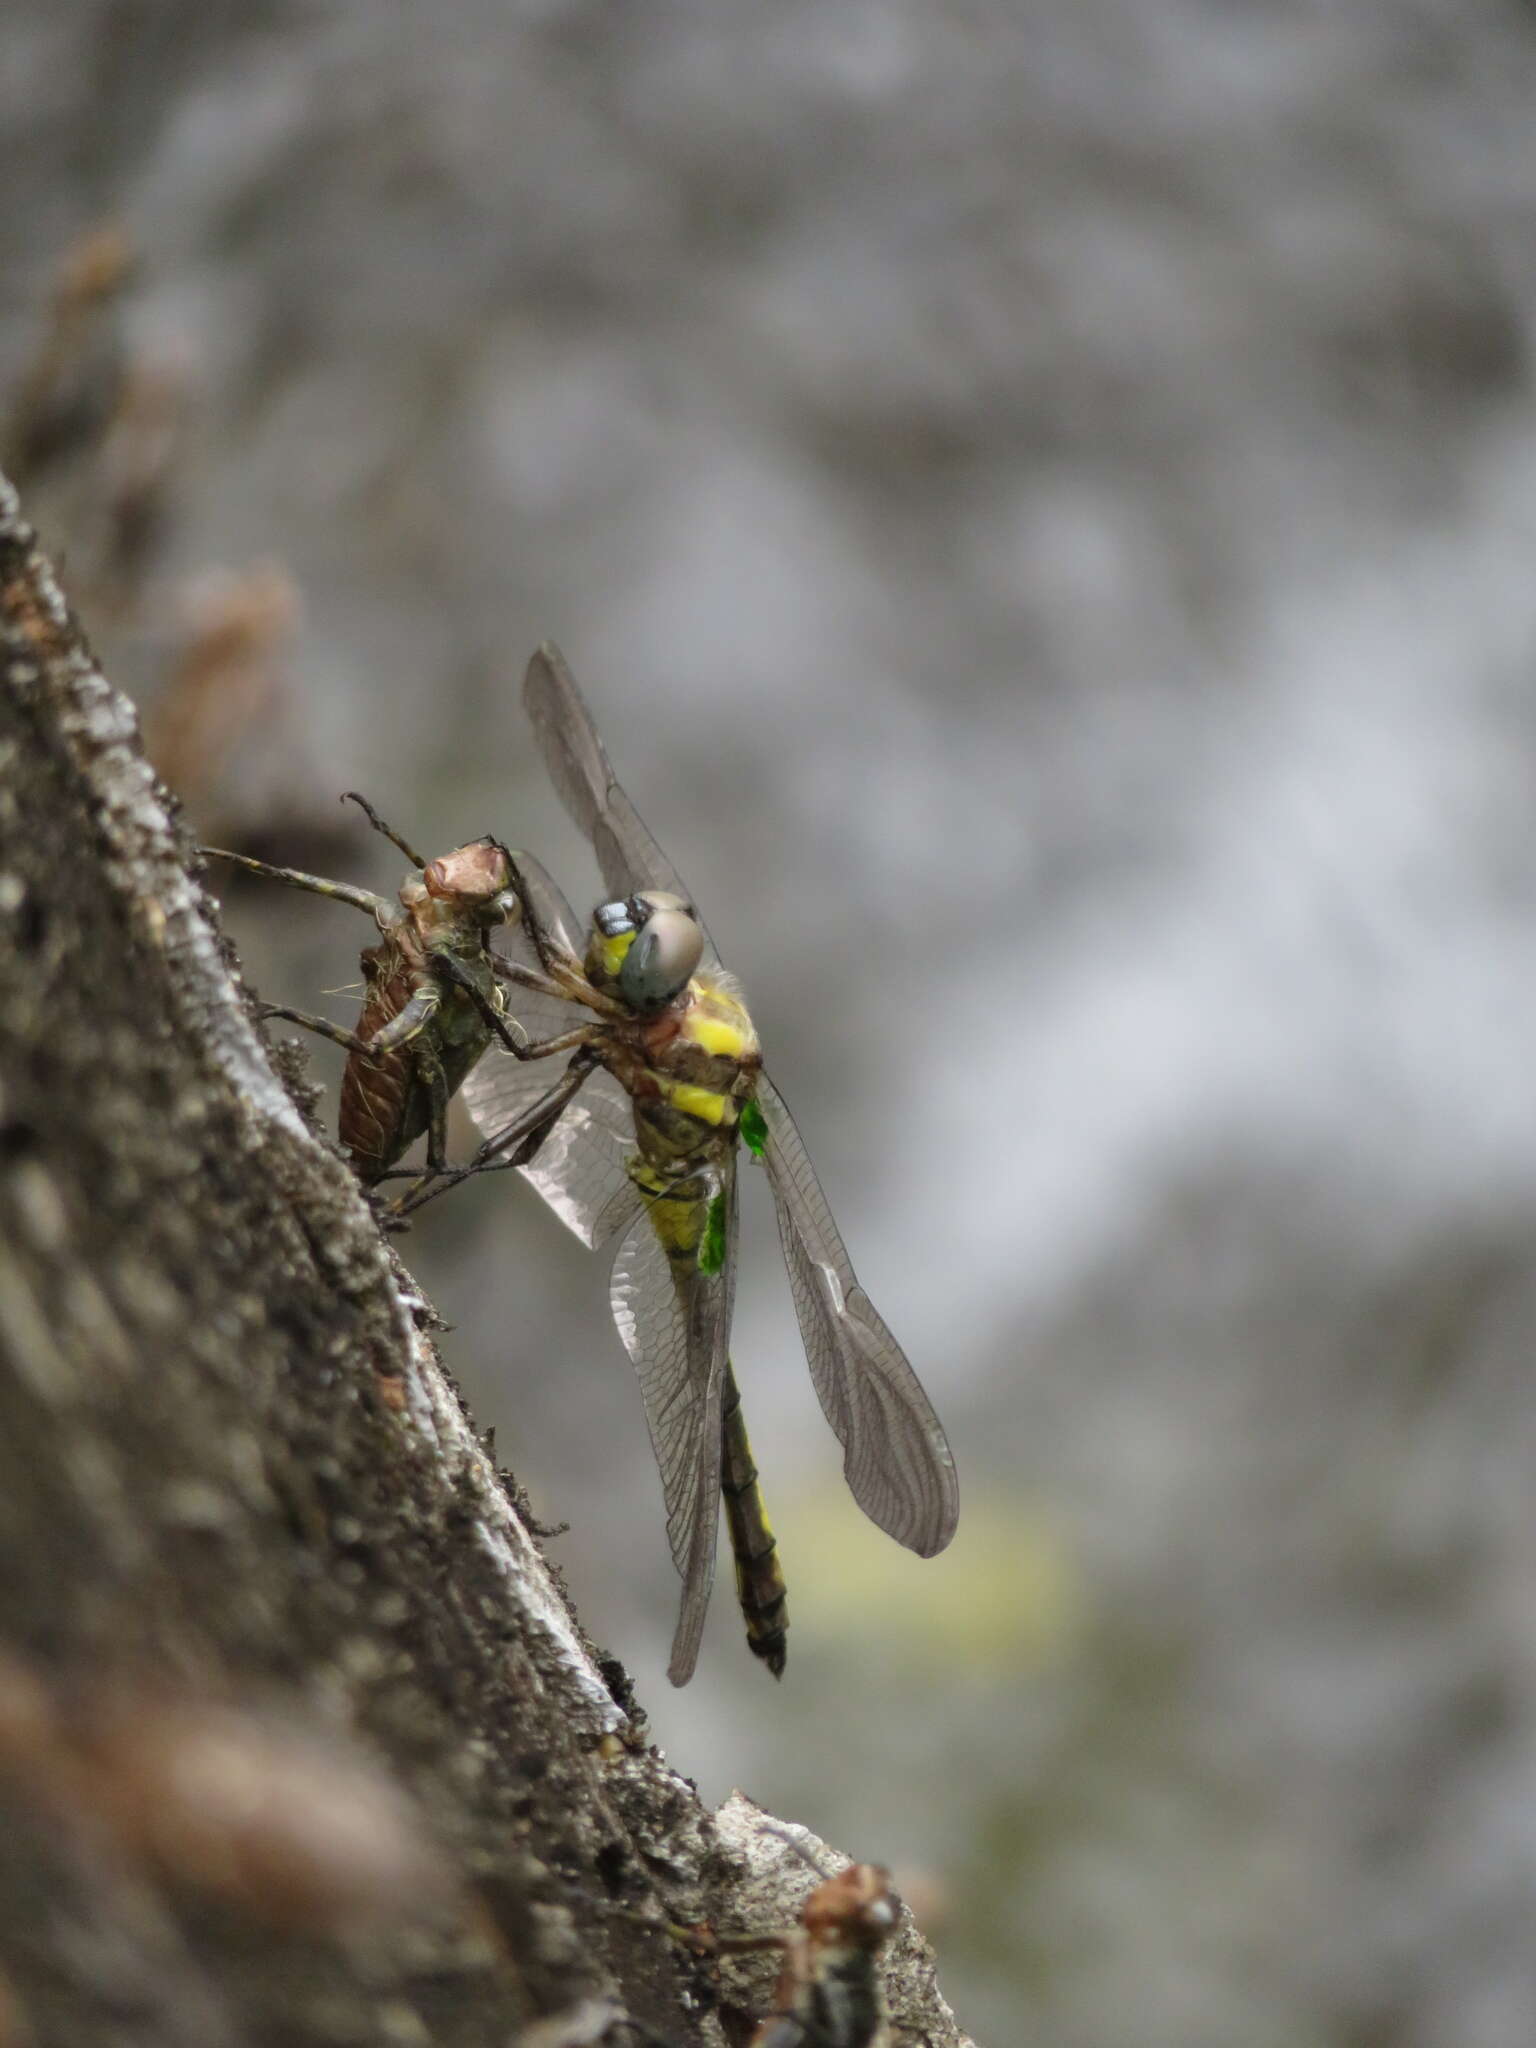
<box><xmin>0</xmin><ymin>473</ymin><xmax>972</xmax><ymax>2048</ymax></box>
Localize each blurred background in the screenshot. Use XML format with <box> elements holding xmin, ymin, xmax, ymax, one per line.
<box><xmin>6</xmin><ymin>4</ymin><xmax>1536</xmax><ymax>2042</ymax></box>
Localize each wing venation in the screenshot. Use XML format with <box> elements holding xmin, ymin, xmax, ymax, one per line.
<box><xmin>755</xmin><ymin>1074</ymin><xmax>958</xmax><ymax>1557</ymax></box>
<box><xmin>609</xmin><ymin>1161</ymin><xmax>737</xmax><ymax>1684</ymax></box>
<box><xmin>525</xmin><ymin>644</ymin><xmax>719</xmax><ymax>964</ymax></box>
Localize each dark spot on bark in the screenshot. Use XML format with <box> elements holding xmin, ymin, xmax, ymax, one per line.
<box><xmin>15</xmin><ymin>895</ymin><xmax>46</xmax><ymax>951</ymax></box>
<box><xmin>598</xmin><ymin>1658</ymin><xmax>637</xmax><ymax>1715</ymax></box>
<box><xmin>0</xmin><ymin>1118</ymin><xmax>39</xmax><ymax>1161</ymax></box>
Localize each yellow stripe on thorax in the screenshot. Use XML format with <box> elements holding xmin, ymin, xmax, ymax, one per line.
<box><xmin>595</xmin><ymin>930</ymin><xmax>634</xmax><ymax>980</ymax></box>
<box><xmin>658</xmin><ymin>1079</ymin><xmax>734</xmax><ymax>1126</ymax></box>
<box><xmin>685</xmin><ymin>1010</ymin><xmax>750</xmax><ymax>1059</ymax></box>
<box><xmin>684</xmin><ymin>977</ymin><xmax>758</xmax><ymax>1060</ymax></box>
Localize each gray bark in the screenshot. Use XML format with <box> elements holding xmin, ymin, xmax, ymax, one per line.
<box><xmin>0</xmin><ymin>473</ymin><xmax>970</xmax><ymax>2048</ymax></box>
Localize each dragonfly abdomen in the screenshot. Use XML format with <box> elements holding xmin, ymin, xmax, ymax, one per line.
<box><xmin>338</xmin><ymin>945</ymin><xmax>419</xmax><ymax>1181</ymax></box>
<box><xmin>339</xmin><ymin>941</ymin><xmax>498</xmax><ymax>1181</ymax></box>
<box><xmin>760</xmin><ymin>1951</ymin><xmax>883</xmax><ymax>2048</ymax></box>
<box><xmin>721</xmin><ymin>1360</ymin><xmax>789</xmax><ymax>1678</ymax></box>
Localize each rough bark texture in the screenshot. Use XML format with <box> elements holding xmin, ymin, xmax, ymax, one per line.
<box><xmin>0</xmin><ymin>472</ymin><xmax>972</xmax><ymax>2048</ymax></box>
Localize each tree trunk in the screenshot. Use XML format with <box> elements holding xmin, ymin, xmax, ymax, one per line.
<box><xmin>0</xmin><ymin>473</ymin><xmax>972</xmax><ymax>2048</ymax></box>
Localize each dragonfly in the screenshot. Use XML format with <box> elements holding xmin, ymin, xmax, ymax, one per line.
<box><xmin>610</xmin><ymin>1824</ymin><xmax>901</xmax><ymax>2048</ymax></box>
<box><xmin>201</xmin><ymin>797</ymin><xmax>563</xmax><ymax>1187</ymax></box>
<box><xmin>445</xmin><ymin>644</ymin><xmax>958</xmax><ymax>1685</ymax></box>
<box><xmin>720</xmin><ymin>1831</ymin><xmax>900</xmax><ymax>2048</ymax></box>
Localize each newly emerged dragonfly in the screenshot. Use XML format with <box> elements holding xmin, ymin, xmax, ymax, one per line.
<box><xmin>445</xmin><ymin>645</ymin><xmax>958</xmax><ymax>1684</ymax></box>
<box><xmin>201</xmin><ymin>797</ymin><xmax>567</xmax><ymax>1185</ymax></box>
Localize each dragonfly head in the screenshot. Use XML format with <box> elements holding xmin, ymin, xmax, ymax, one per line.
<box><xmin>801</xmin><ymin>1863</ymin><xmax>900</xmax><ymax>1953</ymax></box>
<box><xmin>421</xmin><ymin>839</ymin><xmax>519</xmax><ymax>926</ymax></box>
<box><xmin>589</xmin><ymin>890</ymin><xmax>704</xmax><ymax>1012</ymax></box>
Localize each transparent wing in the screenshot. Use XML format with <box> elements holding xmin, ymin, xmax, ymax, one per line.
<box><xmin>484</xmin><ymin>852</ymin><xmax>586</xmax><ymax>1044</ymax></box>
<box><xmin>521</xmin><ymin>1077</ymin><xmax>644</xmax><ymax>1250</ymax></box>
<box><xmin>755</xmin><ymin>1074</ymin><xmax>958</xmax><ymax>1557</ymax></box>
<box><xmin>523</xmin><ymin>643</ymin><xmax>720</xmax><ymax>967</ymax></box>
<box><xmin>466</xmin><ymin>852</ymin><xmax>641</xmax><ymax>1247</ymax></box>
<box><xmin>609</xmin><ymin>1161</ymin><xmax>737</xmax><ymax>1686</ymax></box>
<box><xmin>464</xmin><ymin>1020</ymin><xmax>640</xmax><ymax>1249</ymax></box>
<box><xmin>510</xmin><ymin>847</ymin><xmax>587</xmax><ymax>969</ymax></box>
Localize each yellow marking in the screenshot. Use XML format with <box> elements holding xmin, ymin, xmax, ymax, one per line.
<box><xmin>662</xmin><ymin>1080</ymin><xmax>732</xmax><ymax>1126</ymax></box>
<box><xmin>595</xmin><ymin>930</ymin><xmax>634</xmax><ymax>979</ymax></box>
<box><xmin>631</xmin><ymin>1164</ymin><xmax>705</xmax><ymax>1257</ymax></box>
<box><xmin>730</xmin><ymin>1486</ymin><xmax>778</xmax><ymax>1548</ymax></box>
<box><xmin>649</xmin><ymin>1201</ymin><xmax>703</xmax><ymax>1259</ymax></box>
<box><xmin>685</xmin><ymin>1010</ymin><xmax>749</xmax><ymax>1059</ymax></box>
<box><xmin>722</xmin><ymin>1386</ymin><xmax>788</xmax><ymax>1666</ymax></box>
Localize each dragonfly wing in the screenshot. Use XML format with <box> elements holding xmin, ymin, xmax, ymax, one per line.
<box><xmin>509</xmin><ymin>848</ymin><xmax>587</xmax><ymax>968</ymax></box>
<box><xmin>524</xmin><ymin>643</ymin><xmax>721</xmax><ymax>965</ymax></box>
<box><xmin>521</xmin><ymin>1078</ymin><xmax>644</xmax><ymax>1250</ymax></box>
<box><xmin>522</xmin><ymin>642</ymin><xmax>617</xmax><ymax>852</ymax></box>
<box><xmin>755</xmin><ymin>1074</ymin><xmax>959</xmax><ymax>1557</ymax></box>
<box><xmin>609</xmin><ymin>1159</ymin><xmax>737</xmax><ymax>1686</ymax></box>
<box><xmin>464</xmin><ymin>1017</ymin><xmax>640</xmax><ymax>1249</ymax></box>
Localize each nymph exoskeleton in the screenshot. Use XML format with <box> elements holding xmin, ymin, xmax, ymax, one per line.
<box><xmin>201</xmin><ymin>796</ymin><xmax>589</xmax><ymax>1187</ymax></box>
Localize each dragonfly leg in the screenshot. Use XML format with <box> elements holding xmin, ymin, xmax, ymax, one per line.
<box><xmin>413</xmin><ymin>1033</ymin><xmax>452</xmax><ymax>1173</ymax></box>
<box><xmin>475</xmin><ymin>1049</ymin><xmax>597</xmax><ymax>1165</ymax></box>
<box><xmin>597</xmin><ymin>1900</ymin><xmax>783</xmax><ymax>1960</ymax></box>
<box><xmin>685</xmin><ymin>1929</ymin><xmax>789</xmax><ymax>1960</ymax></box>
<box><xmin>427</xmin><ymin>950</ymin><xmax>524</xmax><ymax>1055</ymax></box>
<box><xmin>493</xmin><ymin>952</ymin><xmax>623</xmax><ymax>1020</ymax></box>
<box><xmin>341</xmin><ymin>791</ymin><xmax>427</xmax><ymax>869</ymax></box>
<box><xmin>200</xmin><ymin>848</ymin><xmax>391</xmax><ymax>921</ymax></box>
<box><xmin>493</xmin><ymin>958</ymin><xmax>569</xmax><ymax>1002</ymax></box>
<box><xmin>261</xmin><ymin>1004</ymin><xmax>374</xmax><ymax>1057</ymax></box>
<box><xmin>508</xmin><ymin>1023</ymin><xmax>604</xmax><ymax>1061</ymax></box>
<box><xmin>268</xmin><ymin>976</ymin><xmax>442</xmax><ymax>1070</ymax></box>
<box><xmin>363</xmin><ymin>981</ymin><xmax>441</xmax><ymax>1055</ymax></box>
<box><xmin>387</xmin><ymin>1052</ymin><xmax>596</xmax><ymax>1219</ymax></box>
<box><xmin>506</xmin><ymin>852</ymin><xmax>578</xmax><ymax>977</ymax></box>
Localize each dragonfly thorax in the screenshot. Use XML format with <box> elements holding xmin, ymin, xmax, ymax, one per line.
<box><xmin>597</xmin><ymin>972</ymin><xmax>763</xmax><ymax>1154</ymax></box>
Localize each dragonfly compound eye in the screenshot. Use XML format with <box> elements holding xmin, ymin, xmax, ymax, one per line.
<box><xmin>619</xmin><ymin>907</ymin><xmax>704</xmax><ymax>1010</ymax></box>
<box><xmin>633</xmin><ymin>888</ymin><xmax>693</xmax><ymax>919</ymax></box>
